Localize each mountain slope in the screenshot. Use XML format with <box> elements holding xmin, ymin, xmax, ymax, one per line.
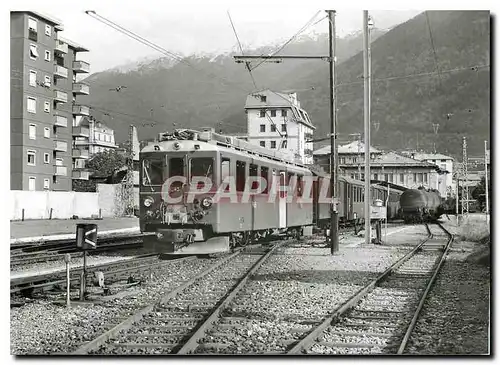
<box><xmin>82</xmin><ymin>11</ymin><xmax>490</xmax><ymax>158</ymax></box>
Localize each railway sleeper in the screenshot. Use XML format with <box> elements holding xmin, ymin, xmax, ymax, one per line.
<box><xmin>109</xmin><ymin>342</ymin><xmax>177</xmax><ymax>349</ymax></box>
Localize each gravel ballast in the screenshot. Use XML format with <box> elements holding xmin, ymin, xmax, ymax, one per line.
<box><xmin>11</xmin><ymin>257</ymin><xmax>219</xmax><ymax>355</ymax></box>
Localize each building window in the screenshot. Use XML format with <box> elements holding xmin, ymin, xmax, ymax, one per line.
<box><xmin>259</xmin><ymin>110</ymin><xmax>266</xmax><ymax>118</ymax></box>
<box><xmin>259</xmin><ymin>141</ymin><xmax>265</xmax><ymax>147</ymax></box>
<box><xmin>45</xmin><ymin>24</ymin><xmax>51</xmax><ymax>36</ymax></box>
<box><xmin>44</xmin><ymin>153</ymin><xmax>50</xmax><ymax>164</ymax></box>
<box><xmin>44</xmin><ymin>50</ymin><xmax>51</xmax><ymax>62</ymax></box>
<box><xmin>281</xmin><ymin>109</ymin><xmax>287</xmax><ymax>117</ymax></box>
<box><xmin>44</xmin><ymin>75</ymin><xmax>51</xmax><ymax>87</ymax></box>
<box><xmin>44</xmin><ymin>127</ymin><xmax>50</xmax><ymax>138</ymax></box>
<box><xmin>260</xmin><ymin>95</ymin><xmax>267</xmax><ymax>102</ymax></box>
<box><xmin>281</xmin><ymin>124</ymin><xmax>286</xmax><ymax>132</ymax></box>
<box><xmin>384</xmin><ymin>173</ymin><xmax>389</xmax><ymax>181</ymax></box>
<box><xmin>29</xmin><ymin>70</ymin><xmax>37</xmax><ymax>87</ymax></box>
<box><xmin>259</xmin><ymin>124</ymin><xmax>265</xmax><ymax>133</ymax></box>
<box><xmin>29</xmin><ymin>124</ymin><xmax>36</xmax><ymax>139</ymax></box>
<box><xmin>27</xmin><ymin>150</ymin><xmax>36</xmax><ymax>166</ymax></box>
<box><xmin>28</xmin><ymin>17</ymin><xmax>37</xmax><ymax>31</ymax></box>
<box><xmin>27</xmin><ymin>97</ymin><xmax>36</xmax><ymax>113</ymax></box>
<box><xmin>270</xmin><ymin>141</ymin><xmax>276</xmax><ymax>149</ymax></box>
<box><xmin>271</xmin><ymin>124</ymin><xmax>276</xmax><ymax>132</ymax></box>
<box><xmin>424</xmin><ymin>173</ymin><xmax>428</xmax><ymax>183</ymax></box>
<box><xmin>28</xmin><ymin>176</ymin><xmax>36</xmax><ymax>191</ymax></box>
<box><xmin>400</xmin><ymin>173</ymin><xmax>404</xmax><ymax>183</ymax></box>
<box><xmin>29</xmin><ymin>44</ymin><xmax>39</xmax><ymax>59</ymax></box>
<box><xmin>44</xmin><ymin>101</ymin><xmax>50</xmax><ymax>113</ymax></box>
<box><xmin>413</xmin><ymin>173</ymin><xmax>417</xmax><ymax>182</ymax></box>
<box><xmin>374</xmin><ymin>173</ymin><xmax>378</xmax><ymax>180</ymax></box>
<box><xmin>388</xmin><ymin>174</ymin><xmax>393</xmax><ymax>183</ymax></box>
<box><xmin>55</xmin><ymin>157</ymin><xmax>63</xmax><ymax>166</ymax></box>
<box><xmin>43</xmin><ymin>178</ymin><xmax>50</xmax><ymax>190</ymax></box>
<box><xmin>281</xmin><ymin>140</ymin><xmax>287</xmax><ymax>149</ymax></box>
<box><xmin>270</xmin><ymin>110</ymin><xmax>276</xmax><ymax>117</ymax></box>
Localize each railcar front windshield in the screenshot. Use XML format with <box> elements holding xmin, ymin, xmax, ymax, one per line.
<box><xmin>189</xmin><ymin>158</ymin><xmax>214</xmax><ymax>182</ymax></box>
<box><xmin>142</xmin><ymin>156</ymin><xmax>166</xmax><ymax>186</ymax></box>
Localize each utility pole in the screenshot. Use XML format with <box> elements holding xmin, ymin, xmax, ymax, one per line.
<box><xmin>363</xmin><ymin>10</ymin><xmax>372</xmax><ymax>245</ymax></box>
<box><xmin>123</xmin><ymin>124</ymin><xmax>135</xmax><ymax>216</ymax></box>
<box><xmin>233</xmin><ymin>10</ymin><xmax>339</xmax><ymax>252</ymax></box>
<box><xmin>484</xmin><ymin>140</ymin><xmax>489</xmax><ymax>226</ymax></box>
<box><xmin>328</xmin><ymin>10</ymin><xmax>339</xmax><ymax>254</ymax></box>
<box><xmin>461</xmin><ymin>136</ymin><xmax>468</xmax><ymax>218</ymax></box>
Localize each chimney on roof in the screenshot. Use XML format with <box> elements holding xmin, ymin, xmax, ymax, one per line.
<box><xmin>411</xmin><ymin>153</ymin><xmax>415</xmax><ymax>159</ymax></box>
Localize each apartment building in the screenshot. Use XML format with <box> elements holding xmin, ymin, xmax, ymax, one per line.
<box><xmin>10</xmin><ymin>11</ymin><xmax>90</xmax><ymax>191</ymax></box>
<box><xmin>245</xmin><ymin>89</ymin><xmax>315</xmax><ymax>164</ymax></box>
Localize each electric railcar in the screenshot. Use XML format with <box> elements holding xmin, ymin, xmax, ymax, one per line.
<box><xmin>139</xmin><ymin>128</ymin><xmax>403</xmax><ymax>254</ymax></box>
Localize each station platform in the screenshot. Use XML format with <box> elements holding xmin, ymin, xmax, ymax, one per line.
<box><xmin>10</xmin><ymin>217</ymin><xmax>140</xmax><ymax>244</ymax></box>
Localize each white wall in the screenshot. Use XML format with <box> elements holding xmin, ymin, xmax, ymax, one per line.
<box><xmin>11</xmin><ymin>190</ymin><xmax>100</xmax><ymax>220</ymax></box>
<box><xmin>10</xmin><ymin>185</ymin><xmax>139</xmax><ymax>220</ymax></box>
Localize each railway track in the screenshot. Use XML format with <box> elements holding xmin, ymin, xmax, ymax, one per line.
<box><xmin>71</xmin><ymin>242</ymin><xmax>282</xmax><ymax>355</ymax></box>
<box><xmin>10</xmin><ymin>254</ymin><xmax>183</xmax><ymax>296</ymax></box>
<box><xmin>286</xmin><ymin>222</ymin><xmax>453</xmax><ymax>355</ymax></box>
<box><xmin>10</xmin><ymin>234</ymin><xmax>150</xmax><ymax>267</ymax></box>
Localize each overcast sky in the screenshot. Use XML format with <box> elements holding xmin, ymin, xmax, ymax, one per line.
<box><xmin>9</xmin><ymin>0</ymin><xmax>430</xmax><ymax>73</ymax></box>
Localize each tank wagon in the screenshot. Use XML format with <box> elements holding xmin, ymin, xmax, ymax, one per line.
<box><xmin>400</xmin><ymin>188</ymin><xmax>444</xmax><ymax>223</ymax></box>
<box><xmin>139</xmin><ymin>128</ymin><xmax>404</xmax><ymax>255</ymax></box>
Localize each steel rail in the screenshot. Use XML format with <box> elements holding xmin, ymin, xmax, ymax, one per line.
<box><xmin>176</xmin><ymin>243</ymin><xmax>281</xmax><ymax>354</ymax></box>
<box><xmin>10</xmin><ymin>254</ymin><xmax>164</xmax><ymax>293</ymax></box>
<box><xmin>287</xmin><ymin>224</ymin><xmax>433</xmax><ymax>354</ymax></box>
<box><xmin>71</xmin><ymin>249</ymin><xmax>246</xmax><ymax>354</ymax></box>
<box><xmin>397</xmin><ymin>223</ymin><xmax>453</xmax><ymax>354</ymax></box>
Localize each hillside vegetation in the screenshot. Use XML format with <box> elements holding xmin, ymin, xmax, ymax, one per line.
<box><xmin>82</xmin><ymin>11</ymin><xmax>490</xmax><ymax>159</ymax></box>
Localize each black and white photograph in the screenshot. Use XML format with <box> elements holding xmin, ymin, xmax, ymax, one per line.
<box><xmin>6</xmin><ymin>0</ymin><xmax>491</xmax><ymax>357</ymax></box>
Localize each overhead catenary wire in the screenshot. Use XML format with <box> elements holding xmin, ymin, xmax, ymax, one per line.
<box><xmin>250</xmin><ymin>10</ymin><xmax>324</xmax><ymax>72</ymax></box>
<box><xmin>227</xmin><ymin>10</ymin><xmax>258</xmax><ymax>89</ymax></box>
<box><xmin>425</xmin><ymin>11</ymin><xmax>442</xmax><ymax>89</ymax></box>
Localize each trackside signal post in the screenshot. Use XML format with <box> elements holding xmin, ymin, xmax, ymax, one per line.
<box><xmin>76</xmin><ymin>224</ymin><xmax>97</xmax><ymax>300</ymax></box>
<box><xmin>234</xmin><ymin>9</ymin><xmax>340</xmax><ymax>253</ymax></box>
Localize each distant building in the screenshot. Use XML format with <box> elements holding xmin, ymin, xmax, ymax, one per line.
<box><xmin>74</xmin><ymin>117</ymin><xmax>118</xmax><ymax>156</ymax></box>
<box><xmin>407</xmin><ymin>152</ymin><xmax>454</xmax><ymax>197</ymax></box>
<box><xmin>245</xmin><ymin>89</ymin><xmax>315</xmax><ymax>164</ymax></box>
<box><xmin>314</xmin><ymin>142</ymin><xmax>438</xmax><ymax>191</ymax></box>
<box><xmin>10</xmin><ymin>11</ymin><xmax>91</xmax><ymax>191</ymax></box>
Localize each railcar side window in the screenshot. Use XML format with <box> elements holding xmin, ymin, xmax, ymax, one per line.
<box><xmin>297</xmin><ymin>175</ymin><xmax>303</xmax><ymax>197</ymax></box>
<box><xmin>261</xmin><ymin>166</ymin><xmax>269</xmax><ymax>194</ymax></box>
<box><xmin>221</xmin><ymin>158</ymin><xmax>230</xmax><ymax>183</ymax></box>
<box><xmin>142</xmin><ymin>157</ymin><xmax>166</xmax><ymax>186</ymax></box>
<box><xmin>249</xmin><ymin>164</ymin><xmax>258</xmax><ymax>190</ymax></box>
<box><xmin>236</xmin><ymin>161</ymin><xmax>246</xmax><ymax>192</ymax></box>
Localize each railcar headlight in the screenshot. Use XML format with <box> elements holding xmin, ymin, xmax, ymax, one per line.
<box><xmin>143</xmin><ymin>196</ymin><xmax>154</xmax><ymax>207</ymax></box>
<box><xmin>201</xmin><ymin>197</ymin><xmax>213</xmax><ymax>209</ymax></box>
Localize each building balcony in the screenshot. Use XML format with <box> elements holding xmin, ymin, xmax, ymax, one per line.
<box><xmin>72</xmin><ymin>148</ymin><xmax>89</xmax><ymax>159</ymax></box>
<box><xmin>72</xmin><ymin>126</ymin><xmax>90</xmax><ymax>137</ymax></box>
<box><xmin>54</xmin><ymin>40</ymin><xmax>68</xmax><ymax>55</ymax></box>
<box><xmin>74</xmin><ymin>159</ymin><xmax>86</xmax><ymax>169</ymax></box>
<box><xmin>74</xmin><ymin>138</ymin><xmax>89</xmax><ymax>146</ymax></box>
<box><xmin>72</xmin><ymin>104</ymin><xmax>90</xmax><ymax>116</ymax></box>
<box><xmin>54</xmin><ymin>165</ymin><xmax>67</xmax><ymax>176</ymax></box>
<box><xmin>54</xmin><ymin>114</ymin><xmax>68</xmax><ymax>128</ymax></box>
<box><xmin>72</xmin><ymin>83</ymin><xmax>90</xmax><ymax>95</ymax></box>
<box><xmin>54</xmin><ymin>140</ymin><xmax>68</xmax><ymax>152</ymax></box>
<box><xmin>54</xmin><ymin>64</ymin><xmax>68</xmax><ymax>79</ymax></box>
<box><xmin>72</xmin><ymin>60</ymin><xmax>90</xmax><ymax>73</ymax></box>
<box><xmin>53</xmin><ymin>90</ymin><xmax>68</xmax><ymax>103</ymax></box>
<box><xmin>72</xmin><ymin>170</ymin><xmax>89</xmax><ymax>180</ymax></box>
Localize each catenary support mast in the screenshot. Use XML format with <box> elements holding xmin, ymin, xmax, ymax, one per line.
<box><xmin>363</xmin><ymin>10</ymin><xmax>372</xmax><ymax>245</ymax></box>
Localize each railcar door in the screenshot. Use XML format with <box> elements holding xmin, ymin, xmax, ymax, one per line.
<box><xmin>279</xmin><ymin>170</ymin><xmax>287</xmax><ymax>228</ymax></box>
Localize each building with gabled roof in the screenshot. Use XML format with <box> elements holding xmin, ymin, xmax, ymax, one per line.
<box><xmin>313</xmin><ymin>142</ymin><xmax>439</xmax><ymax>192</ymax></box>
<box><xmin>245</xmin><ymin>89</ymin><xmax>315</xmax><ymax>164</ymax></box>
